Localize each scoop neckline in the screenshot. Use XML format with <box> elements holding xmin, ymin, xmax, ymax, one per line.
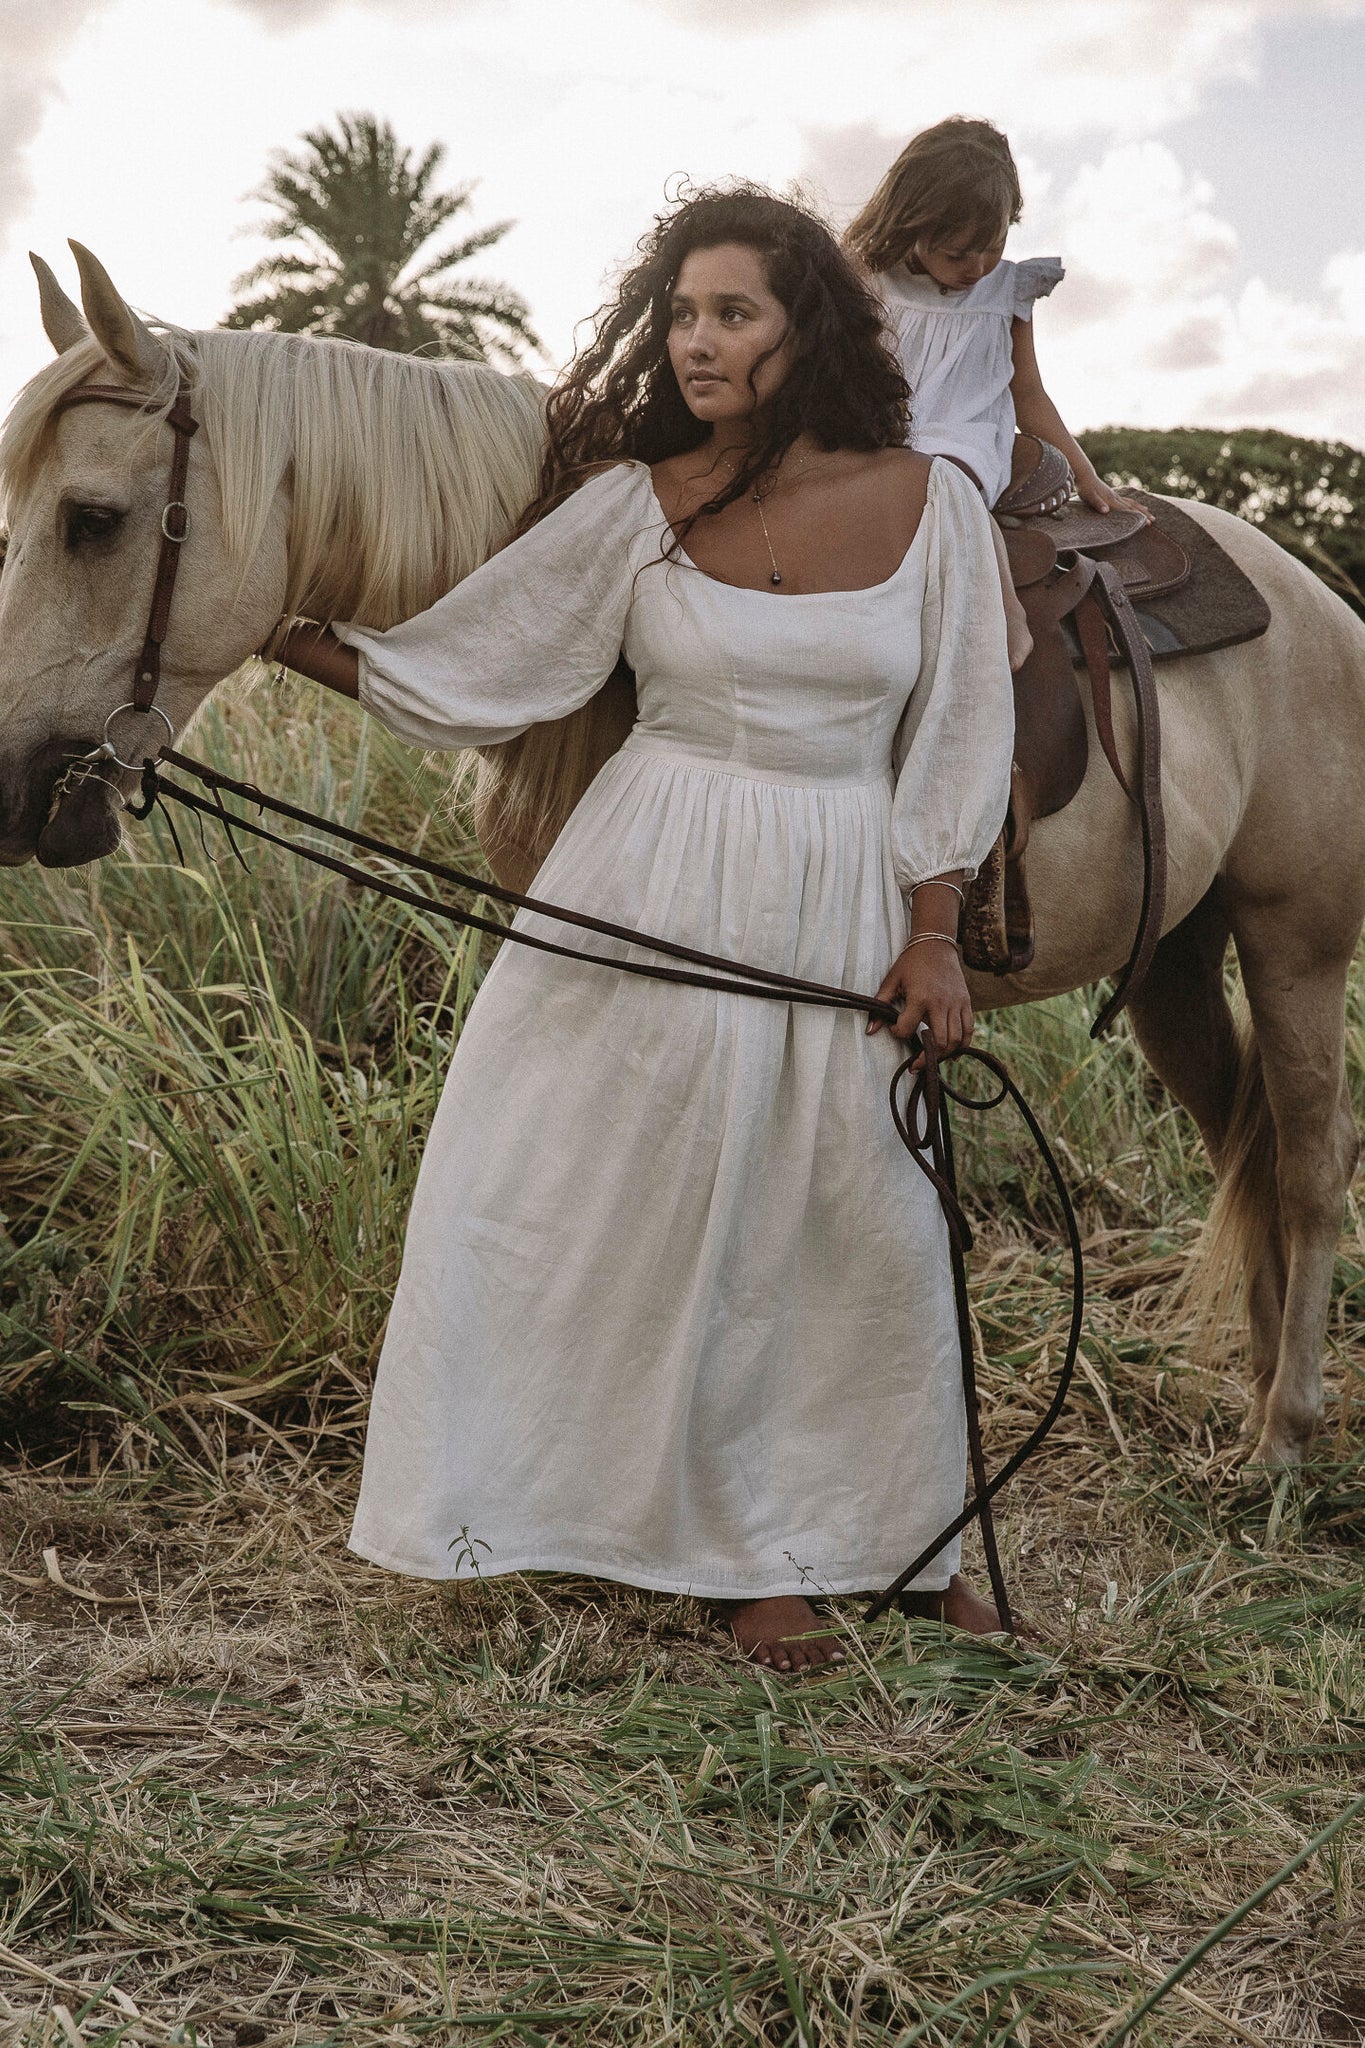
<box><xmin>639</xmin><ymin>464</ymin><xmax>933</xmax><ymax>600</ymax></box>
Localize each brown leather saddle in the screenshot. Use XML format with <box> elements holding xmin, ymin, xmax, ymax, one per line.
<box><xmin>963</xmin><ymin>432</ymin><xmax>1263</xmax><ymax>1036</ymax></box>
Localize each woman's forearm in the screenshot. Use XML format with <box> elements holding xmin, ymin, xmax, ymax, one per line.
<box><xmin>271</xmin><ymin>623</ymin><xmax>361</xmax><ymax>700</ymax></box>
<box><xmin>909</xmin><ymin>872</ymin><xmax>965</xmax><ymax>937</ymax></box>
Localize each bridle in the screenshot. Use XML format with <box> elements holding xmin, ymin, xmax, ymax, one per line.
<box><xmin>50</xmin><ymin>375</ymin><xmax>198</xmax><ymax>771</ymax></box>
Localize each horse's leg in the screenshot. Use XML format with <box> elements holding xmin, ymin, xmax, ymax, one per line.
<box><xmin>1229</xmin><ymin>907</ymin><xmax>1360</xmax><ymax>1467</ymax></box>
<box><xmin>1125</xmin><ymin>889</ymin><xmax>1287</xmax><ymax>1407</ymax></box>
<box><xmin>1125</xmin><ymin>889</ymin><xmax>1235</xmax><ymax>1147</ymax></box>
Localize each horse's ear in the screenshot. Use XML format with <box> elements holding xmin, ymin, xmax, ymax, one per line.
<box><xmin>29</xmin><ymin>254</ymin><xmax>87</xmax><ymax>355</ymax></box>
<box><xmin>68</xmin><ymin>240</ymin><xmax>161</xmax><ymax>381</ymax></box>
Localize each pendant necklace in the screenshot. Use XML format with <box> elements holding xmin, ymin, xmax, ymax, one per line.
<box><xmin>752</xmin><ymin>490</ymin><xmax>785</xmax><ymax>586</ymax></box>
<box><xmin>748</xmin><ymin>453</ymin><xmax>816</xmax><ymax>588</ymax></box>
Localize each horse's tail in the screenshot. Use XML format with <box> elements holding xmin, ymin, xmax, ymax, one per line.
<box><xmin>1187</xmin><ymin>1010</ymin><xmax>1281</xmax><ymax>1347</ymax></box>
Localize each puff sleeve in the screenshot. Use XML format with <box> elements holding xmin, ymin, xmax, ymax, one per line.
<box><xmin>890</xmin><ymin>459</ymin><xmax>1014</xmax><ymax>891</ymax></box>
<box><xmin>1012</xmin><ymin>256</ymin><xmax>1064</xmax><ymax>320</ymax></box>
<box><xmin>332</xmin><ymin>464</ymin><xmax>646</xmax><ymax>751</ymax></box>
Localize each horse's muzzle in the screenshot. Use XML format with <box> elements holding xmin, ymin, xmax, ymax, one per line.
<box><xmin>0</xmin><ymin>738</ymin><xmax>124</xmax><ymax>867</ymax></box>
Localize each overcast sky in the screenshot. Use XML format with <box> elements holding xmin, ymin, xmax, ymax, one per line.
<box><xmin>2</xmin><ymin>0</ymin><xmax>1363</xmax><ymax>444</ymax></box>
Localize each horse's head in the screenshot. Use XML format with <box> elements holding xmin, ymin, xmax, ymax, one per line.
<box><xmin>0</xmin><ymin>245</ymin><xmax>289</xmax><ymax>866</ymax></box>
<box><xmin>0</xmin><ymin>249</ymin><xmax>546</xmax><ymax>868</ymax></box>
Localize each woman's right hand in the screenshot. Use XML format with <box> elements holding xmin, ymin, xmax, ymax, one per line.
<box><xmin>268</xmin><ymin>623</ymin><xmax>361</xmax><ymax>700</ymax></box>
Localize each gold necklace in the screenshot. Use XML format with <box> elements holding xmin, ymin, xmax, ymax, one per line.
<box><xmin>748</xmin><ymin>453</ymin><xmax>817</xmax><ymax>588</ymax></box>
<box><xmin>751</xmin><ymin>490</ymin><xmax>786</xmax><ymax>587</ymax></box>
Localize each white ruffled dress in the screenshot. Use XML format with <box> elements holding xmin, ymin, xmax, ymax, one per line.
<box><xmin>878</xmin><ymin>256</ymin><xmax>1065</xmax><ymax>507</ymax></box>
<box><xmin>335</xmin><ymin>456</ymin><xmax>1013</xmax><ymax>1599</ymax></box>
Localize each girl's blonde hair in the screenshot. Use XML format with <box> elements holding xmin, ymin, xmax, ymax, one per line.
<box><xmin>844</xmin><ymin>117</ymin><xmax>1022</xmax><ymax>276</ymax></box>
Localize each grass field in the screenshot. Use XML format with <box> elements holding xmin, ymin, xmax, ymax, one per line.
<box><xmin>0</xmin><ymin>678</ymin><xmax>1362</xmax><ymax>2047</ymax></box>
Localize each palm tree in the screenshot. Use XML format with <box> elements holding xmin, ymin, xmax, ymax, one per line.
<box><xmin>224</xmin><ymin>113</ymin><xmax>540</xmax><ymax>366</ymax></box>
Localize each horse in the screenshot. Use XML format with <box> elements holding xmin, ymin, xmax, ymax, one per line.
<box><xmin>1</xmin><ymin>244</ymin><xmax>1362</xmax><ymax>1475</ymax></box>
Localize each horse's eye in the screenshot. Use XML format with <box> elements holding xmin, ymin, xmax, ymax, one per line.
<box><xmin>65</xmin><ymin>503</ymin><xmax>125</xmax><ymax>549</ymax></box>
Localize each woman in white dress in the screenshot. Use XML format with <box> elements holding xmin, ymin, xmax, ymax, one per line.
<box><xmin>845</xmin><ymin>117</ymin><xmax>1136</xmax><ymax>670</ymax></box>
<box><xmin>274</xmin><ymin>188</ymin><xmax>1014</xmax><ymax>1672</ymax></box>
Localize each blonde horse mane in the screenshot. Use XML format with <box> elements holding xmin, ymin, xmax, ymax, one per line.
<box><xmin>0</xmin><ymin>323</ymin><xmax>617</xmax><ymax>865</ymax></box>
<box><xmin>1</xmin><ymin>325</ymin><xmax>546</xmax><ymax>629</ymax></box>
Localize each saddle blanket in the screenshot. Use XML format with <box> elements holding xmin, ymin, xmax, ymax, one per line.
<box><xmin>1108</xmin><ymin>489</ymin><xmax>1270</xmax><ymax>662</ymax></box>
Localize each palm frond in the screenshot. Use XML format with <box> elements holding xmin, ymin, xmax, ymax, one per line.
<box><xmin>224</xmin><ymin>114</ymin><xmax>535</xmax><ymax>364</ymax></box>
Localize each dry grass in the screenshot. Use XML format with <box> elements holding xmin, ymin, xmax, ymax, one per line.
<box><xmin>0</xmin><ymin>684</ymin><xmax>1362</xmax><ymax>2046</ymax></box>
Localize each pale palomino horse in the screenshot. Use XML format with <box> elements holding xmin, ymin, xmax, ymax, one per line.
<box><xmin>1</xmin><ymin>246</ymin><xmax>1363</xmax><ymax>1472</ymax></box>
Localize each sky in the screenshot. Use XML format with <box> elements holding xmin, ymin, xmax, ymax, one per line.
<box><xmin>2</xmin><ymin>0</ymin><xmax>1364</xmax><ymax>445</ymax></box>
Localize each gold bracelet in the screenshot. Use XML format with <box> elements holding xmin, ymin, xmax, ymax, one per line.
<box><xmin>903</xmin><ymin>931</ymin><xmax>960</xmax><ymax>950</ymax></box>
<box><xmin>910</xmin><ymin>879</ymin><xmax>966</xmax><ymax>906</ymax></box>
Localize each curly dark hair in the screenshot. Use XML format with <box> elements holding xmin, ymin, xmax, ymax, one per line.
<box><xmin>520</xmin><ymin>184</ymin><xmax>910</xmax><ymax>545</ymax></box>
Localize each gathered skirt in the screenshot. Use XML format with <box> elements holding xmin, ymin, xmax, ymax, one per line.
<box><xmin>348</xmin><ymin>737</ymin><xmax>967</xmax><ymax>1598</ymax></box>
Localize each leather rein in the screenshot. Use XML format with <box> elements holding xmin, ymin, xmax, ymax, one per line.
<box><xmin>51</xmin><ymin>375</ymin><xmax>1088</xmax><ymax>1636</ymax></box>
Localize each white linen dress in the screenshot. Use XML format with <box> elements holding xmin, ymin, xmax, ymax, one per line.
<box><xmin>877</xmin><ymin>256</ymin><xmax>1065</xmax><ymax>506</ymax></box>
<box><xmin>335</xmin><ymin>456</ymin><xmax>1013</xmax><ymax>1600</ymax></box>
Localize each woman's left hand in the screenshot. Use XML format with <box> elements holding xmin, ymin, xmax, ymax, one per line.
<box><xmin>867</xmin><ymin>938</ymin><xmax>974</xmax><ymax>1057</ymax></box>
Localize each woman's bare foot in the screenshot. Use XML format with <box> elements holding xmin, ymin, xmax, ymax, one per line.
<box><xmin>900</xmin><ymin>1572</ymin><xmax>1006</xmax><ymax>1635</ymax></box>
<box><xmin>1005</xmin><ymin>597</ymin><xmax>1033</xmax><ymax>672</ymax></box>
<box><xmin>727</xmin><ymin>1595</ymin><xmax>847</xmax><ymax>1673</ymax></box>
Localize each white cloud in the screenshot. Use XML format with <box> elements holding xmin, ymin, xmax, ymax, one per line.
<box><xmin>1324</xmin><ymin>250</ymin><xmax>1365</xmax><ymax>326</ymax></box>
<box><xmin>3</xmin><ymin>0</ymin><xmax>1364</xmax><ymax>449</ymax></box>
<box><xmin>789</xmin><ymin>0</ymin><xmax>1271</xmax><ymax>179</ymax></box>
<box><xmin>0</xmin><ymin>0</ymin><xmax>110</xmax><ymax>242</ymax></box>
<box><xmin>1055</xmin><ymin>144</ymin><xmax>1239</xmax><ymax>295</ymax></box>
<box><xmin>226</xmin><ymin>0</ymin><xmax>473</xmax><ymax>20</ymax></box>
<box><xmin>1024</xmin><ymin>143</ymin><xmax>1365</xmax><ymax>442</ymax></box>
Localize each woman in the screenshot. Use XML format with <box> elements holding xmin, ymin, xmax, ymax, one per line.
<box><xmin>275</xmin><ymin>187</ymin><xmax>1014</xmax><ymax>1672</ymax></box>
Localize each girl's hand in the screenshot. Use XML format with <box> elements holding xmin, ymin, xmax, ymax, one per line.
<box><xmin>1074</xmin><ymin>466</ymin><xmax>1152</xmax><ymax>523</ymax></box>
<box><xmin>867</xmin><ymin>938</ymin><xmax>973</xmax><ymax>1058</ymax></box>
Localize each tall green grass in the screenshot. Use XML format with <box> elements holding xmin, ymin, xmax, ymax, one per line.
<box><xmin>0</xmin><ymin>682</ymin><xmax>1361</xmax><ymax>2045</ymax></box>
<box><xmin>0</xmin><ymin>672</ymin><xmax>1359</xmax><ymax>1444</ymax></box>
<box><xmin>0</xmin><ymin>678</ymin><xmax>495</xmax><ymax>1440</ymax></box>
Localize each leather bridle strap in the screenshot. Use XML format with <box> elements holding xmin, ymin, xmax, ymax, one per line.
<box><xmin>864</xmin><ymin>1038</ymin><xmax>1084</xmax><ymax>1626</ymax></box>
<box><xmin>49</xmin><ymin>380</ymin><xmax>199</xmax><ymax>713</ymax></box>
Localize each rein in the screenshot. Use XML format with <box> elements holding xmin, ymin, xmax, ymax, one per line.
<box><xmin>55</xmin><ymin>375</ymin><xmax>1087</xmax><ymax>1634</ymax></box>
<box><xmin>137</xmin><ymin>745</ymin><xmax>1085</xmax><ymax>1635</ymax></box>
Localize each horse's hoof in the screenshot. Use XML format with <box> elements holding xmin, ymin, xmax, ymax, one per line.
<box><xmin>1243</xmin><ymin>1430</ymin><xmax>1306</xmax><ymax>1473</ymax></box>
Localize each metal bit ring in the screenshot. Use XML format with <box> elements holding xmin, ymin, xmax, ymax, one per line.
<box><xmin>100</xmin><ymin>702</ymin><xmax>175</xmax><ymax>774</ymax></box>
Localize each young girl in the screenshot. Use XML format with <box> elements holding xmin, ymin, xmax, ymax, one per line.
<box><xmin>846</xmin><ymin>116</ymin><xmax>1133</xmax><ymax>670</ymax></box>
